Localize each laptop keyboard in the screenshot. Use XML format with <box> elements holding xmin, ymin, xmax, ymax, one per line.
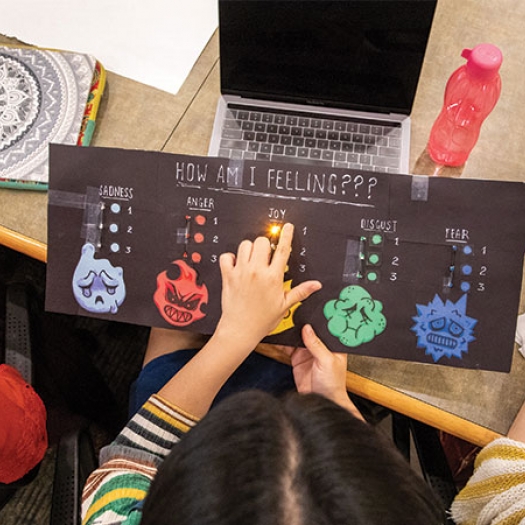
<box><xmin>217</xmin><ymin>104</ymin><xmax>402</xmax><ymax>173</ymax></box>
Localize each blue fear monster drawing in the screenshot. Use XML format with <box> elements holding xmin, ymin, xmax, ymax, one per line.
<box><xmin>411</xmin><ymin>294</ymin><xmax>477</xmax><ymax>362</ymax></box>
<box><xmin>72</xmin><ymin>243</ymin><xmax>126</xmax><ymax>314</ymax></box>
<box><xmin>323</xmin><ymin>285</ymin><xmax>386</xmax><ymax>347</ymax></box>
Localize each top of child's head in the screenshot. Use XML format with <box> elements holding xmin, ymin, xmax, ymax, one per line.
<box><xmin>141</xmin><ymin>390</ymin><xmax>445</xmax><ymax>525</ymax></box>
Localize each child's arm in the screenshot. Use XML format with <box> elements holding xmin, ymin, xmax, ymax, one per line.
<box><xmin>157</xmin><ymin>223</ymin><xmax>322</xmax><ymax>418</ymax></box>
<box><xmin>507</xmin><ymin>399</ymin><xmax>525</xmax><ymax>442</ymax></box>
<box><xmin>81</xmin><ymin>395</ymin><xmax>197</xmax><ymax>525</ymax></box>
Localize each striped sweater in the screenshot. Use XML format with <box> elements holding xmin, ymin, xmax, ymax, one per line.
<box><xmin>450</xmin><ymin>437</ymin><xmax>525</xmax><ymax>525</ymax></box>
<box><xmin>81</xmin><ymin>394</ymin><xmax>198</xmax><ymax>525</ymax></box>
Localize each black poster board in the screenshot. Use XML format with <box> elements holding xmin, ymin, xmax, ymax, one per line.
<box><xmin>46</xmin><ymin>145</ymin><xmax>525</xmax><ymax>371</ymax></box>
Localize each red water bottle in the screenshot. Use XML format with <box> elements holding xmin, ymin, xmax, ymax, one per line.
<box><xmin>427</xmin><ymin>43</ymin><xmax>502</xmax><ymax>167</ymax></box>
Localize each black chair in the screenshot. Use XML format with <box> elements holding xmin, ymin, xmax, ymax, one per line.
<box><xmin>392</xmin><ymin>411</ymin><xmax>458</xmax><ymax>523</ymax></box>
<box><xmin>0</xmin><ymin>281</ymin><xmax>38</xmax><ymax>509</ymax></box>
<box><xmin>0</xmin><ymin>281</ymin><xmax>98</xmax><ymax>524</ymax></box>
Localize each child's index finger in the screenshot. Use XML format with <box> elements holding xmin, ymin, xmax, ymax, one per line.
<box><xmin>271</xmin><ymin>222</ymin><xmax>294</xmax><ymax>268</ymax></box>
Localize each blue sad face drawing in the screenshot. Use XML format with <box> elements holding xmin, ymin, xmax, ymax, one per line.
<box><xmin>411</xmin><ymin>294</ymin><xmax>477</xmax><ymax>362</ymax></box>
<box><xmin>72</xmin><ymin>243</ymin><xmax>126</xmax><ymax>314</ymax></box>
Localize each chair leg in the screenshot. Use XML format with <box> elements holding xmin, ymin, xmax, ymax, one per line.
<box><xmin>5</xmin><ymin>282</ymin><xmax>33</xmax><ymax>384</ymax></box>
<box><xmin>409</xmin><ymin>418</ymin><xmax>458</xmax><ymax>517</ymax></box>
<box><xmin>391</xmin><ymin>412</ymin><xmax>458</xmax><ymax>521</ymax></box>
<box><xmin>50</xmin><ymin>428</ymin><xmax>97</xmax><ymax>525</ymax></box>
<box><xmin>391</xmin><ymin>411</ymin><xmax>411</xmax><ymax>461</ymax></box>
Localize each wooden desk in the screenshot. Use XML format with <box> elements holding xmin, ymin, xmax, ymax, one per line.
<box><xmin>1</xmin><ymin>0</ymin><xmax>525</xmax><ymax>446</ymax></box>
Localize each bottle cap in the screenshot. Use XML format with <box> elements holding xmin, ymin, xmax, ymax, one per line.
<box><xmin>461</xmin><ymin>44</ymin><xmax>503</xmax><ymax>80</ymax></box>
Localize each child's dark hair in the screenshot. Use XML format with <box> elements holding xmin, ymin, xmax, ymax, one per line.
<box><xmin>142</xmin><ymin>390</ymin><xmax>445</xmax><ymax>525</ymax></box>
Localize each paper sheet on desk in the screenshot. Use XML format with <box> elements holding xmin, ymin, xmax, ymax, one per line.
<box><xmin>0</xmin><ymin>0</ymin><xmax>218</xmax><ymax>94</ymax></box>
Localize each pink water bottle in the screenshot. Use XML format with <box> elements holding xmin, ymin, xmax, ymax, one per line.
<box><xmin>427</xmin><ymin>43</ymin><xmax>502</xmax><ymax>167</ymax></box>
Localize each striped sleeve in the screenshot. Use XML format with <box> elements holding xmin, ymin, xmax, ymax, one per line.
<box><xmin>450</xmin><ymin>437</ymin><xmax>525</xmax><ymax>525</ymax></box>
<box><xmin>81</xmin><ymin>394</ymin><xmax>199</xmax><ymax>525</ymax></box>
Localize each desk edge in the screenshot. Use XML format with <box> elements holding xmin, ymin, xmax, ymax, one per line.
<box><xmin>0</xmin><ymin>225</ymin><xmax>47</xmax><ymax>262</ymax></box>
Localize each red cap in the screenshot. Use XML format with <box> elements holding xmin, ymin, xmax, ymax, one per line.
<box><xmin>461</xmin><ymin>43</ymin><xmax>503</xmax><ymax>80</ymax></box>
<box><xmin>0</xmin><ymin>365</ymin><xmax>47</xmax><ymax>484</ymax></box>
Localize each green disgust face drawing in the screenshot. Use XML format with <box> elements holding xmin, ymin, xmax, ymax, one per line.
<box><xmin>323</xmin><ymin>285</ymin><xmax>386</xmax><ymax>347</ymax></box>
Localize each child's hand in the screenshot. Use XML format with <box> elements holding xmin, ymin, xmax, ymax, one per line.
<box><xmin>158</xmin><ymin>225</ymin><xmax>321</xmax><ymax>418</ymax></box>
<box><xmin>285</xmin><ymin>324</ymin><xmax>364</xmax><ymax>420</ymax></box>
<box><xmin>217</xmin><ymin>223</ymin><xmax>321</xmax><ymax>349</ymax></box>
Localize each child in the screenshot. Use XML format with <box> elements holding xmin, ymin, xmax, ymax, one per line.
<box><xmin>81</xmin><ymin>223</ymin><xmax>444</xmax><ymax>524</ymax></box>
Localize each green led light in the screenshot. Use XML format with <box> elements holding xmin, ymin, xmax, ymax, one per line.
<box><xmin>371</xmin><ymin>234</ymin><xmax>383</xmax><ymax>245</ymax></box>
<box><xmin>368</xmin><ymin>253</ymin><xmax>380</xmax><ymax>265</ymax></box>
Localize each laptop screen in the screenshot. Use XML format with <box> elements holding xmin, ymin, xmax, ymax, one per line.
<box><xmin>218</xmin><ymin>0</ymin><xmax>437</xmax><ymax>115</ymax></box>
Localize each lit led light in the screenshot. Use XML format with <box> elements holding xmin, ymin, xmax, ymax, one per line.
<box><xmin>269</xmin><ymin>224</ymin><xmax>281</xmax><ymax>236</ymax></box>
<box><xmin>269</xmin><ymin>224</ymin><xmax>282</xmax><ymax>250</ymax></box>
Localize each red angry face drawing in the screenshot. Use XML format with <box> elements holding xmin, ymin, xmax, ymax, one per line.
<box><xmin>153</xmin><ymin>260</ymin><xmax>208</xmax><ymax>327</ymax></box>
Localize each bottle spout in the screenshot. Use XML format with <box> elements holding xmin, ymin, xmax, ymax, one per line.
<box><xmin>461</xmin><ymin>48</ymin><xmax>472</xmax><ymax>60</ymax></box>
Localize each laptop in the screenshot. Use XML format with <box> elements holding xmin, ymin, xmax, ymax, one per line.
<box><xmin>208</xmin><ymin>0</ymin><xmax>437</xmax><ymax>174</ymax></box>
